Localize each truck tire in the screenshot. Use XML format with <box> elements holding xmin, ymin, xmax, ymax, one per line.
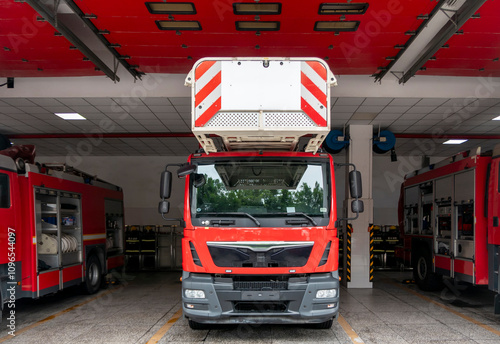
<box><xmin>188</xmin><ymin>319</ymin><xmax>208</xmax><ymax>330</ymax></box>
<box><xmin>312</xmin><ymin>318</ymin><xmax>334</xmax><ymax>329</ymax></box>
<box><xmin>83</xmin><ymin>255</ymin><xmax>102</xmax><ymax>294</ymax></box>
<box><xmin>413</xmin><ymin>249</ymin><xmax>442</xmax><ymax>291</ymax></box>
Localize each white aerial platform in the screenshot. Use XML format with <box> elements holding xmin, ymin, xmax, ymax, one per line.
<box><xmin>185</xmin><ymin>57</ymin><xmax>337</xmax><ymax>154</ymax></box>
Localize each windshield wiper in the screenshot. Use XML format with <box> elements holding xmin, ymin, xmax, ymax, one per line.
<box><xmin>265</xmin><ymin>212</ymin><xmax>318</xmax><ymax>226</ymax></box>
<box><xmin>198</xmin><ymin>212</ymin><xmax>261</xmax><ymax>227</ymax></box>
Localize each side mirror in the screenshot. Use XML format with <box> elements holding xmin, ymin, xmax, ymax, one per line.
<box><xmin>351</xmin><ymin>200</ymin><xmax>364</xmax><ymax>213</ymax></box>
<box><xmin>349</xmin><ymin>170</ymin><xmax>362</xmax><ymax>199</ymax></box>
<box><xmin>178</xmin><ymin>164</ymin><xmax>197</xmax><ymax>178</ymax></box>
<box><xmin>160</xmin><ymin>171</ymin><xmax>172</xmax><ymax>199</ymax></box>
<box><xmin>158</xmin><ymin>200</ymin><xmax>170</xmax><ymax>214</ymax></box>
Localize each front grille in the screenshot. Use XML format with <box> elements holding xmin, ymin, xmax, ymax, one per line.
<box><xmin>233</xmin><ymin>301</ymin><xmax>289</xmax><ymax>313</ymax></box>
<box><xmin>234</xmin><ymin>280</ymin><xmax>288</xmax><ymax>291</ymax></box>
<box><xmin>207</xmin><ymin>242</ymin><xmax>313</xmax><ymax>268</ymax></box>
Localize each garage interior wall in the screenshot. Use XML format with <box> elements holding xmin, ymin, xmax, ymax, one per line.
<box><xmin>36</xmin><ymin>154</ymin><xmax>444</xmax><ymax>227</ymax></box>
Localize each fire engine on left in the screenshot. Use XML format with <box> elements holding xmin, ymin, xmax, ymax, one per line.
<box><xmin>0</xmin><ymin>144</ymin><xmax>125</xmax><ymax>312</ymax></box>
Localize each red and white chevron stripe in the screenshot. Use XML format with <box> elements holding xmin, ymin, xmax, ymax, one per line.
<box><xmin>193</xmin><ymin>59</ymin><xmax>329</xmax><ymax>128</ymax></box>
<box><xmin>300</xmin><ymin>61</ymin><xmax>328</xmax><ymax>127</ymax></box>
<box><xmin>194</xmin><ymin>60</ymin><xmax>222</xmax><ymax>127</ymax></box>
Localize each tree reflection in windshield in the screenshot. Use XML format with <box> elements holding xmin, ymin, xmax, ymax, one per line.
<box><xmin>194</xmin><ymin>163</ymin><xmax>327</xmax><ymax>216</ymax></box>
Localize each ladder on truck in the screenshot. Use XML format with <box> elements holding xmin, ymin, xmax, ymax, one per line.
<box><xmin>185</xmin><ymin>57</ymin><xmax>337</xmax><ymax>153</ymax></box>
<box><xmin>41</xmin><ymin>163</ymin><xmax>121</xmax><ymax>190</ymax></box>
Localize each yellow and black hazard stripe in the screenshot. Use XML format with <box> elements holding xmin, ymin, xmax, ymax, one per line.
<box><xmin>369</xmin><ymin>224</ymin><xmax>374</xmax><ymax>282</ymax></box>
<box><xmin>346</xmin><ymin>223</ymin><xmax>352</xmax><ymax>282</ymax></box>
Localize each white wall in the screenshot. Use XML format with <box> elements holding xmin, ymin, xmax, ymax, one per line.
<box><xmin>333</xmin><ymin>155</ymin><xmax>401</xmax><ymax>226</ymax></box>
<box><xmin>334</xmin><ymin>154</ymin><xmax>444</xmax><ymax>226</ymax></box>
<box><xmin>37</xmin><ymin>154</ymin><xmax>444</xmax><ymax>227</ymax></box>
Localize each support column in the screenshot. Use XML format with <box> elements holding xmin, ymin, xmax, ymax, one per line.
<box><xmin>345</xmin><ymin>125</ymin><xmax>373</xmax><ymax>288</ymax></box>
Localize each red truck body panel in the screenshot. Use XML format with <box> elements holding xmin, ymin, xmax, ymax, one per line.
<box><xmin>397</xmin><ymin>150</ymin><xmax>497</xmax><ymax>289</ymax></box>
<box><xmin>1</xmin><ymin>159</ymin><xmax>124</xmax><ymax>304</ymax></box>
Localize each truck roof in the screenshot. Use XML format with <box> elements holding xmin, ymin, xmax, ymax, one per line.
<box><xmin>0</xmin><ymin>144</ymin><xmax>121</xmax><ymax>191</ymax></box>
<box><xmin>404</xmin><ymin>146</ymin><xmax>492</xmax><ymax>181</ymax></box>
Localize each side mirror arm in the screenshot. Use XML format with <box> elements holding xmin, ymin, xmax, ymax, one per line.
<box><xmin>158</xmin><ymin>163</ymin><xmax>192</xmax><ymax>227</ymax></box>
<box><xmin>334</xmin><ymin>162</ymin><xmax>364</xmax><ymax>227</ymax></box>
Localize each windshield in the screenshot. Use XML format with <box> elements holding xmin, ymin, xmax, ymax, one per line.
<box><xmin>191</xmin><ymin>158</ymin><xmax>330</xmax><ymax>224</ymax></box>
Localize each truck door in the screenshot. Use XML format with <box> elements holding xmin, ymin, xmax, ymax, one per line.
<box><xmin>453</xmin><ymin>170</ymin><xmax>475</xmax><ymax>283</ymax></box>
<box><xmin>489</xmin><ymin>158</ymin><xmax>500</xmax><ymax>246</ymax></box>
<box><xmin>488</xmin><ymin>158</ymin><xmax>500</xmax><ymax>295</ymax></box>
<box><xmin>434</xmin><ymin>176</ymin><xmax>453</xmax><ymax>278</ymax></box>
<box><xmin>0</xmin><ymin>170</ymin><xmax>16</xmax><ymax>307</ymax></box>
<box><xmin>0</xmin><ymin>171</ymin><xmax>16</xmax><ymax>250</ymax></box>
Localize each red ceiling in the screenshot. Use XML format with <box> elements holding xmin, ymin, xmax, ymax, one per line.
<box><xmin>76</xmin><ymin>0</ymin><xmax>434</xmax><ymax>76</ymax></box>
<box><xmin>1</xmin><ymin>0</ymin><xmax>499</xmax><ymax>78</ymax></box>
<box><xmin>417</xmin><ymin>0</ymin><xmax>500</xmax><ymax>77</ymax></box>
<box><xmin>0</xmin><ymin>1</ymin><xmax>102</xmax><ymax>77</ymax></box>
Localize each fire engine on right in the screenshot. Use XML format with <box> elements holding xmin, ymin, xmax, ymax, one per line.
<box><xmin>396</xmin><ymin>145</ymin><xmax>500</xmax><ymax>313</ymax></box>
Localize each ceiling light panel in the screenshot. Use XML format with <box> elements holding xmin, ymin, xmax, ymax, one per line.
<box><xmin>233</xmin><ymin>3</ymin><xmax>282</xmax><ymax>15</ymax></box>
<box><xmin>314</xmin><ymin>21</ymin><xmax>359</xmax><ymax>31</ymax></box>
<box><xmin>443</xmin><ymin>139</ymin><xmax>468</xmax><ymax>144</ymax></box>
<box><xmin>146</xmin><ymin>2</ymin><xmax>196</xmax><ymax>14</ymax></box>
<box><xmin>54</xmin><ymin>113</ymin><xmax>87</xmax><ymax>120</ymax></box>
<box><xmin>236</xmin><ymin>21</ymin><xmax>280</xmax><ymax>31</ymax></box>
<box><xmin>156</xmin><ymin>20</ymin><xmax>201</xmax><ymax>30</ymax></box>
<box><xmin>319</xmin><ymin>3</ymin><xmax>369</xmax><ymax>15</ymax></box>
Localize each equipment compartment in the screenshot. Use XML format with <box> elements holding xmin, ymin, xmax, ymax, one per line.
<box><xmin>35</xmin><ymin>188</ymin><xmax>83</xmax><ymax>271</ymax></box>
<box><xmin>105</xmin><ymin>199</ymin><xmax>124</xmax><ymax>257</ymax></box>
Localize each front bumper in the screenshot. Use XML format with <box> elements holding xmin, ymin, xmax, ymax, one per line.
<box><xmin>181</xmin><ymin>271</ymin><xmax>339</xmax><ymax>325</ymax></box>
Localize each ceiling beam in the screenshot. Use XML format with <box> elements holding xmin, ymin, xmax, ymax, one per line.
<box><xmin>64</xmin><ymin>0</ymin><xmax>143</xmax><ymax>80</ymax></box>
<box><xmin>374</xmin><ymin>0</ymin><xmax>446</xmax><ymax>83</ymax></box>
<box><xmin>398</xmin><ymin>0</ymin><xmax>487</xmax><ymax>84</ymax></box>
<box><xmin>377</xmin><ymin>0</ymin><xmax>487</xmax><ymax>84</ymax></box>
<box><xmin>24</xmin><ymin>0</ymin><xmax>120</xmax><ymax>82</ymax></box>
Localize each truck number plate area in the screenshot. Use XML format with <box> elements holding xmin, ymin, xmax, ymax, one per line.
<box><xmin>241</xmin><ymin>291</ymin><xmax>280</xmax><ymax>300</ymax></box>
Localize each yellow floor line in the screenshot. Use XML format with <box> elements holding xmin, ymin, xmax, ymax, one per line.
<box><xmin>146</xmin><ymin>307</ymin><xmax>183</xmax><ymax>344</ymax></box>
<box><xmin>396</xmin><ymin>283</ymin><xmax>500</xmax><ymax>337</ymax></box>
<box><xmin>338</xmin><ymin>314</ymin><xmax>365</xmax><ymax>344</ymax></box>
<box><xmin>0</xmin><ymin>287</ymin><xmax>121</xmax><ymax>343</ymax></box>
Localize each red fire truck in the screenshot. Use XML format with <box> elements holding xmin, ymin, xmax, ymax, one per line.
<box><xmin>397</xmin><ymin>146</ymin><xmax>500</xmax><ymax>312</ymax></box>
<box><xmin>0</xmin><ymin>145</ymin><xmax>125</xmax><ymax>311</ymax></box>
<box><xmin>159</xmin><ymin>58</ymin><xmax>363</xmax><ymax>329</ymax></box>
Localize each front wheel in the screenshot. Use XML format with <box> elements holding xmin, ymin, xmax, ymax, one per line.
<box><xmin>83</xmin><ymin>255</ymin><xmax>102</xmax><ymax>294</ymax></box>
<box><xmin>413</xmin><ymin>249</ymin><xmax>441</xmax><ymax>291</ymax></box>
<box><xmin>311</xmin><ymin>318</ymin><xmax>334</xmax><ymax>329</ymax></box>
<box><xmin>188</xmin><ymin>319</ymin><xmax>208</xmax><ymax>330</ymax></box>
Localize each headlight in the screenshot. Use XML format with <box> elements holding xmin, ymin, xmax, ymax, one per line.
<box><xmin>316</xmin><ymin>289</ymin><xmax>337</xmax><ymax>298</ymax></box>
<box><xmin>184</xmin><ymin>289</ymin><xmax>206</xmax><ymax>299</ymax></box>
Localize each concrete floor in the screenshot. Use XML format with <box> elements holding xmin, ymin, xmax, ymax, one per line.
<box><xmin>1</xmin><ymin>271</ymin><xmax>500</xmax><ymax>344</ymax></box>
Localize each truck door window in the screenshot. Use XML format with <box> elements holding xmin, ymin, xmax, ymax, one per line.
<box><xmin>0</xmin><ymin>173</ymin><xmax>10</xmax><ymax>208</ymax></box>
